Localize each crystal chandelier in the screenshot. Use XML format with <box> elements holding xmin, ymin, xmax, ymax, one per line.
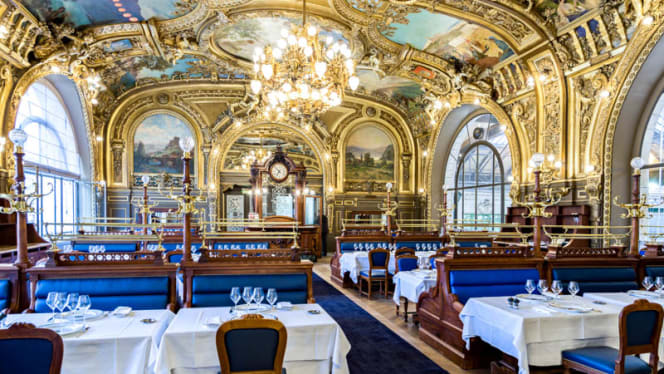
<box><xmin>249</xmin><ymin>0</ymin><xmax>359</xmax><ymax>119</ymax></box>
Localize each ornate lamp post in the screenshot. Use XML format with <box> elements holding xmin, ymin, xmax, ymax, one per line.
<box><xmin>379</xmin><ymin>182</ymin><xmax>398</xmax><ymax>234</ymax></box>
<box><xmin>133</xmin><ymin>175</ymin><xmax>157</xmax><ymax>235</ymax></box>
<box><xmin>437</xmin><ymin>186</ymin><xmax>453</xmax><ymax>238</ymax></box>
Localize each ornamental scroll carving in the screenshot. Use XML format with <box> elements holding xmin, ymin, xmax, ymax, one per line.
<box><xmin>507</xmin><ymin>94</ymin><xmax>537</xmax><ymax>156</ymax></box>
<box><xmin>534</xmin><ymin>57</ymin><xmax>562</xmax><ymax>157</ymax></box>
<box><xmin>574</xmin><ymin>69</ymin><xmax>610</xmax><ymax>171</ymax></box>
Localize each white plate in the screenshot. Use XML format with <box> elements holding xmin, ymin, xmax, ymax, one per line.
<box><xmin>62</xmin><ymin>309</ymin><xmax>105</xmax><ymax>321</ymax></box>
<box><xmin>516</xmin><ymin>294</ymin><xmax>549</xmax><ymax>302</ymax></box>
<box><xmin>40</xmin><ymin>322</ymin><xmax>86</xmax><ymax>336</ymax></box>
<box><xmin>628</xmin><ymin>290</ymin><xmax>659</xmax><ymax>299</ymax></box>
<box><xmin>276</xmin><ymin>302</ymin><xmax>293</xmax><ymax>311</ymax></box>
<box><xmin>112</xmin><ymin>306</ymin><xmax>132</xmax><ymax>317</ymax></box>
<box><xmin>547</xmin><ymin>301</ymin><xmax>593</xmax><ymax>313</ymax></box>
<box><xmin>235</xmin><ymin>303</ymin><xmax>271</xmax><ymax>312</ymax></box>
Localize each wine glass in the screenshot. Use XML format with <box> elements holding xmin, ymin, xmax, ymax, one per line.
<box><xmin>230</xmin><ymin>287</ymin><xmax>241</xmax><ymax>311</ymax></box>
<box><xmin>643</xmin><ymin>276</ymin><xmax>654</xmax><ymax>291</ymax></box>
<box><xmin>66</xmin><ymin>293</ymin><xmax>79</xmax><ymax>321</ymax></box>
<box><xmin>46</xmin><ymin>292</ymin><xmax>58</xmax><ymax>322</ymax></box>
<box><xmin>537</xmin><ymin>279</ymin><xmax>548</xmax><ymax>296</ymax></box>
<box><xmin>656</xmin><ymin>277</ymin><xmax>664</xmax><ymax>297</ymax></box>
<box><xmin>253</xmin><ymin>287</ymin><xmax>265</xmax><ymax>307</ymax></box>
<box><xmin>54</xmin><ymin>292</ymin><xmax>67</xmax><ymax>319</ymax></box>
<box><xmin>77</xmin><ymin>295</ymin><xmax>91</xmax><ymax>326</ymax></box>
<box><xmin>551</xmin><ymin>280</ymin><xmax>563</xmax><ymax>299</ymax></box>
<box><xmin>242</xmin><ymin>287</ymin><xmax>253</xmax><ymax>306</ymax></box>
<box><xmin>266</xmin><ymin>288</ymin><xmax>278</xmax><ymax>311</ymax></box>
<box><xmin>525</xmin><ymin>280</ymin><xmax>536</xmax><ymax>295</ymax></box>
<box><xmin>568</xmin><ymin>281</ymin><xmax>580</xmax><ymax>298</ymax></box>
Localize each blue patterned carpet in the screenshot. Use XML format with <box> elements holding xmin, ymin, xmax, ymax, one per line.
<box><xmin>312</xmin><ymin>274</ymin><xmax>449</xmax><ymax>374</ymax></box>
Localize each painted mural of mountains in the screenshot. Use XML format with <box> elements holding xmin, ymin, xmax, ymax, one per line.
<box><xmin>347</xmin><ymin>144</ymin><xmax>393</xmax><ymax>159</ymax></box>
<box><xmin>134</xmin><ymin>136</ymin><xmax>191</xmax><ymax>174</ymax></box>
<box><xmin>153</xmin><ymin>137</ymin><xmax>184</xmax><ymax>158</ymax></box>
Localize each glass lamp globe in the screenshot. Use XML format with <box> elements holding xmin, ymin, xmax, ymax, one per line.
<box><xmin>630</xmin><ymin>157</ymin><xmax>644</xmax><ymax>170</ymax></box>
<box><xmin>8</xmin><ymin>128</ymin><xmax>27</xmax><ymax>148</ymax></box>
<box><xmin>179</xmin><ymin>136</ymin><xmax>195</xmax><ymax>153</ymax></box>
<box><xmin>530</xmin><ymin>153</ymin><xmax>545</xmax><ymax>168</ymax></box>
<box><xmin>141</xmin><ymin>175</ymin><xmax>150</xmax><ymax>186</ymax></box>
<box><xmin>386</xmin><ymin>182</ymin><xmax>393</xmax><ymax>191</ymax></box>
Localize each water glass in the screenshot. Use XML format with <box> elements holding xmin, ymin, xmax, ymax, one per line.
<box><xmin>66</xmin><ymin>293</ymin><xmax>79</xmax><ymax>320</ymax></box>
<box><xmin>230</xmin><ymin>287</ymin><xmax>241</xmax><ymax>309</ymax></box>
<box><xmin>656</xmin><ymin>277</ymin><xmax>664</xmax><ymax>297</ymax></box>
<box><xmin>242</xmin><ymin>287</ymin><xmax>253</xmax><ymax>305</ymax></box>
<box><xmin>537</xmin><ymin>279</ymin><xmax>548</xmax><ymax>295</ymax></box>
<box><xmin>253</xmin><ymin>287</ymin><xmax>264</xmax><ymax>306</ymax></box>
<box><xmin>46</xmin><ymin>292</ymin><xmax>58</xmax><ymax>321</ymax></box>
<box><xmin>77</xmin><ymin>295</ymin><xmax>91</xmax><ymax>325</ymax></box>
<box><xmin>568</xmin><ymin>281</ymin><xmax>580</xmax><ymax>298</ymax></box>
<box><xmin>266</xmin><ymin>288</ymin><xmax>278</xmax><ymax>310</ymax></box>
<box><xmin>524</xmin><ymin>280</ymin><xmax>536</xmax><ymax>295</ymax></box>
<box><xmin>551</xmin><ymin>280</ymin><xmax>563</xmax><ymax>298</ymax></box>
<box><xmin>643</xmin><ymin>276</ymin><xmax>654</xmax><ymax>291</ymax></box>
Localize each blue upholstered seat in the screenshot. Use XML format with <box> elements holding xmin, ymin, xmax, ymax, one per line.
<box><xmin>562</xmin><ymin>347</ymin><xmax>650</xmax><ymax>374</ymax></box>
<box><xmin>34</xmin><ymin>277</ymin><xmax>170</xmax><ymax>312</ymax></box>
<box><xmin>450</xmin><ymin>268</ymin><xmax>540</xmax><ymax>304</ymax></box>
<box><xmin>645</xmin><ymin>266</ymin><xmax>664</xmax><ymax>278</ymax></box>
<box><xmin>551</xmin><ymin>267</ymin><xmax>638</xmax><ymax>294</ymax></box>
<box><xmin>191</xmin><ymin>274</ymin><xmax>308</xmax><ymax>307</ymax></box>
<box><xmin>225</xmin><ymin>329</ymin><xmax>281</xmax><ymax>372</ymax></box>
<box><xmin>396</xmin><ymin>257</ymin><xmax>418</xmax><ymax>272</ymax></box>
<box><xmin>0</xmin><ymin>338</ymin><xmax>57</xmax><ymax>373</ymax></box>
<box><xmin>0</xmin><ymin>279</ymin><xmax>10</xmax><ymax>311</ymax></box>
<box><xmin>360</xmin><ymin>269</ymin><xmax>387</xmax><ymax>278</ymax></box>
<box><xmin>73</xmin><ymin>242</ymin><xmax>137</xmax><ymax>252</ymax></box>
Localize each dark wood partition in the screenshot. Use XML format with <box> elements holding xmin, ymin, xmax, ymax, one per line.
<box><xmin>331</xmin><ymin>229</ymin><xmax>391</xmax><ymax>287</ymax></box>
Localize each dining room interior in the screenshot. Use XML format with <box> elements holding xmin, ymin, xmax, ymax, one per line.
<box><xmin>1</xmin><ymin>0</ymin><xmax>664</xmax><ymax>373</ymax></box>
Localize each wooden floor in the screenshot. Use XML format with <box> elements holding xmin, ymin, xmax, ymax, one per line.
<box><xmin>313</xmin><ymin>256</ymin><xmax>488</xmax><ymax>374</ymax></box>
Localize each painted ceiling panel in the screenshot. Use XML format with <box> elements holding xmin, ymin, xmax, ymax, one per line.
<box><xmin>381</xmin><ymin>9</ymin><xmax>514</xmax><ymax>68</ymax></box>
<box><xmin>19</xmin><ymin>0</ymin><xmax>194</xmax><ymax>27</ymax></box>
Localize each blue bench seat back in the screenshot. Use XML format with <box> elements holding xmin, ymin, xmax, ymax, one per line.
<box><xmin>34</xmin><ymin>277</ymin><xmax>170</xmax><ymax>312</ymax></box>
<box><xmin>73</xmin><ymin>243</ymin><xmax>137</xmax><ymax>252</ymax></box>
<box><xmin>450</xmin><ymin>268</ymin><xmax>540</xmax><ymax>304</ymax></box>
<box><xmin>456</xmin><ymin>241</ymin><xmax>492</xmax><ymax>248</ymax></box>
<box><xmin>191</xmin><ymin>274</ymin><xmax>308</xmax><ymax>307</ymax></box>
<box><xmin>645</xmin><ymin>266</ymin><xmax>664</xmax><ymax>279</ymax></box>
<box><xmin>395</xmin><ymin>241</ymin><xmax>442</xmax><ymax>251</ymax></box>
<box><xmin>0</xmin><ymin>338</ymin><xmax>55</xmax><ymax>373</ymax></box>
<box><xmin>551</xmin><ymin>267</ymin><xmax>638</xmax><ymax>295</ymax></box>
<box><xmin>159</xmin><ymin>243</ymin><xmax>202</xmax><ymax>252</ymax></box>
<box><xmin>0</xmin><ymin>279</ymin><xmax>10</xmax><ymax>310</ymax></box>
<box><xmin>213</xmin><ymin>242</ymin><xmax>270</xmax><ymax>250</ymax></box>
<box><xmin>339</xmin><ymin>242</ymin><xmax>390</xmax><ymax>253</ymax></box>
<box><xmin>396</xmin><ymin>257</ymin><xmax>418</xmax><ymax>272</ymax></box>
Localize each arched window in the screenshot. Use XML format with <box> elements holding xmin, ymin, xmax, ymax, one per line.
<box><xmin>638</xmin><ymin>93</ymin><xmax>664</xmax><ymax>242</ymax></box>
<box><xmin>444</xmin><ymin>113</ymin><xmax>512</xmax><ymax>224</ymax></box>
<box><xmin>14</xmin><ymin>80</ymin><xmax>85</xmax><ymax>233</ymax></box>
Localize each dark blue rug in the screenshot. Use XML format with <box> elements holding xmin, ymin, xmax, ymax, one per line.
<box><xmin>313</xmin><ymin>274</ymin><xmax>448</xmax><ymax>374</ymax></box>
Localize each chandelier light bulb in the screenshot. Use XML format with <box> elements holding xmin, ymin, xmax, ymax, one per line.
<box><xmin>599</xmin><ymin>89</ymin><xmax>610</xmax><ymax>98</ymax></box>
<box><xmin>253</xmin><ymin>63</ymin><xmax>259</xmax><ymax>73</ymax></box>
<box><xmin>547</xmin><ymin>153</ymin><xmax>555</xmax><ymax>162</ymax></box>
<box><xmin>297</xmin><ymin>37</ymin><xmax>307</xmax><ymax>48</ymax></box>
<box><xmin>277</xmin><ymin>39</ymin><xmax>287</xmax><ymax>50</ymax></box>
<box><xmin>261</xmin><ymin>64</ymin><xmax>273</xmax><ymax>80</ymax></box>
<box><xmin>307</xmin><ymin>25</ymin><xmax>317</xmax><ymax>36</ymax></box>
<box><xmin>273</xmin><ymin>48</ymin><xmax>283</xmax><ymax>60</ymax></box>
<box><xmin>303</xmin><ymin>46</ymin><xmax>313</xmax><ymax>57</ymax></box>
<box><xmin>554</xmin><ymin>160</ymin><xmax>562</xmax><ymax>169</ymax></box>
<box><xmin>643</xmin><ymin>15</ymin><xmax>654</xmax><ymax>26</ymax></box>
<box><xmin>250</xmin><ymin>80</ymin><xmax>262</xmax><ymax>94</ymax></box>
<box><xmin>315</xmin><ymin>61</ymin><xmax>327</xmax><ymax>77</ymax></box>
<box><xmin>349</xmin><ymin>76</ymin><xmax>359</xmax><ymax>90</ymax></box>
<box><xmin>325</xmin><ymin>36</ymin><xmax>333</xmax><ymax>45</ymax></box>
<box><xmin>345</xmin><ymin>59</ymin><xmax>354</xmax><ymax>72</ymax></box>
<box><xmin>433</xmin><ymin>100</ymin><xmax>443</xmax><ymax>110</ymax></box>
<box><xmin>311</xmin><ymin>89</ymin><xmax>321</xmax><ymax>100</ymax></box>
<box><xmin>280</xmin><ymin>28</ymin><xmax>289</xmax><ymax>38</ymax></box>
<box><xmin>325</xmin><ymin>49</ymin><xmax>334</xmax><ymax>59</ymax></box>
<box><xmin>287</xmin><ymin>35</ymin><xmax>297</xmax><ymax>45</ymax></box>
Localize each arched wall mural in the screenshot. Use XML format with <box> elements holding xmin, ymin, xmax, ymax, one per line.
<box><xmin>132</xmin><ymin>113</ymin><xmax>195</xmax><ymax>175</ymax></box>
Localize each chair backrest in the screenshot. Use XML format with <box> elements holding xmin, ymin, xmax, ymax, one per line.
<box><xmin>395</xmin><ymin>255</ymin><xmax>418</xmax><ymax>273</ymax></box>
<box><xmin>395</xmin><ymin>248</ymin><xmax>415</xmax><ymax>258</ymax></box>
<box><xmin>216</xmin><ymin>314</ymin><xmax>287</xmax><ymax>374</ymax></box>
<box><xmin>368</xmin><ymin>249</ymin><xmax>390</xmax><ymax>270</ymax></box>
<box><xmin>0</xmin><ymin>323</ymin><xmax>63</xmax><ymax>374</ymax></box>
<box><xmin>617</xmin><ymin>299</ymin><xmax>664</xmax><ymax>372</ymax></box>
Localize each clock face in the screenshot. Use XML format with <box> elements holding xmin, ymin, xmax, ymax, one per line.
<box><xmin>269</xmin><ymin>162</ymin><xmax>289</xmax><ymax>182</ymax></box>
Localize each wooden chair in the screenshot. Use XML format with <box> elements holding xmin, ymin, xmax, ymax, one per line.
<box><xmin>357</xmin><ymin>248</ymin><xmax>390</xmax><ymax>299</ymax></box>
<box><xmin>562</xmin><ymin>299</ymin><xmax>663</xmax><ymax>374</ymax></box>
<box><xmin>0</xmin><ymin>323</ymin><xmax>63</xmax><ymax>373</ymax></box>
<box><xmin>394</xmin><ymin>255</ymin><xmax>419</xmax><ymax>321</ymax></box>
<box><xmin>216</xmin><ymin>314</ymin><xmax>288</xmax><ymax>374</ymax></box>
<box><xmin>394</xmin><ymin>247</ymin><xmax>415</xmax><ymax>258</ymax></box>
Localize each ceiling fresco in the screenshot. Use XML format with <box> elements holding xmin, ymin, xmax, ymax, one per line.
<box><xmin>356</xmin><ymin>69</ymin><xmax>423</xmax><ymax>101</ymax></box>
<box><xmin>19</xmin><ymin>0</ymin><xmax>195</xmax><ymax>27</ymax></box>
<box><xmin>534</xmin><ymin>0</ymin><xmax>599</xmax><ymax>26</ymax></box>
<box><xmin>381</xmin><ymin>9</ymin><xmax>514</xmax><ymax>68</ymax></box>
<box><xmin>213</xmin><ymin>14</ymin><xmax>353</xmax><ymax>62</ymax></box>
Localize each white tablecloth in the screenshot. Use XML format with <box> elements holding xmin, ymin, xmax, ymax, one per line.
<box><xmin>392</xmin><ymin>270</ymin><xmax>437</xmax><ymax>305</ymax></box>
<box><xmin>460</xmin><ymin>296</ymin><xmax>623</xmax><ymax>374</ymax></box>
<box><xmin>5</xmin><ymin>309</ymin><xmax>174</xmax><ymax>374</ymax></box>
<box><xmin>584</xmin><ymin>291</ymin><xmax>664</xmax><ymax>307</ymax></box>
<box><xmin>155</xmin><ymin>304</ymin><xmax>351</xmax><ymax>374</ymax></box>
<box><xmin>339</xmin><ymin>251</ymin><xmax>436</xmax><ymax>283</ymax></box>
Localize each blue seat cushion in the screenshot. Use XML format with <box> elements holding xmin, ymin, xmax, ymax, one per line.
<box><xmin>360</xmin><ymin>269</ymin><xmax>387</xmax><ymax>278</ymax></box>
<box><xmin>551</xmin><ymin>267</ymin><xmax>638</xmax><ymax>294</ymax></box>
<box><xmin>35</xmin><ymin>277</ymin><xmax>170</xmax><ymax>312</ymax></box>
<box><xmin>450</xmin><ymin>268</ymin><xmax>539</xmax><ymax>304</ymax></box>
<box><xmin>0</xmin><ymin>338</ymin><xmax>54</xmax><ymax>373</ymax></box>
<box><xmin>562</xmin><ymin>347</ymin><xmax>651</xmax><ymax>374</ymax></box>
<box><xmin>645</xmin><ymin>266</ymin><xmax>664</xmax><ymax>278</ymax></box>
<box><xmin>73</xmin><ymin>243</ymin><xmax>137</xmax><ymax>252</ymax></box>
<box><xmin>0</xmin><ymin>279</ymin><xmax>10</xmax><ymax>310</ymax></box>
<box><xmin>191</xmin><ymin>274</ymin><xmax>308</xmax><ymax>307</ymax></box>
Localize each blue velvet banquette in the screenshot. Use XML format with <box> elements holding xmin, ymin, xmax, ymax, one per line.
<box><xmin>0</xmin><ymin>265</ymin><xmax>18</xmax><ymax>312</ymax></box>
<box><xmin>71</xmin><ymin>242</ymin><xmax>138</xmax><ymax>252</ymax></box>
<box><xmin>547</xmin><ymin>256</ymin><xmax>640</xmax><ymax>295</ymax></box>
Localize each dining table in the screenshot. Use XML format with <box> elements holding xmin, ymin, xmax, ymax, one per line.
<box><xmin>154</xmin><ymin>303</ymin><xmax>351</xmax><ymax>374</ymax></box>
<box><xmin>392</xmin><ymin>269</ymin><xmax>437</xmax><ymax>305</ymax></box>
<box><xmin>339</xmin><ymin>251</ymin><xmax>436</xmax><ymax>283</ymax></box>
<box><xmin>3</xmin><ymin>309</ymin><xmax>174</xmax><ymax>374</ymax></box>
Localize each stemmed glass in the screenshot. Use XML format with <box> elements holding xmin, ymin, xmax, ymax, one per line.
<box><xmin>525</xmin><ymin>280</ymin><xmax>536</xmax><ymax>296</ymax></box>
<box><xmin>551</xmin><ymin>280</ymin><xmax>563</xmax><ymax>299</ymax></box>
<box><xmin>46</xmin><ymin>292</ymin><xmax>58</xmax><ymax>322</ymax></box>
<box><xmin>643</xmin><ymin>276</ymin><xmax>654</xmax><ymax>291</ymax></box>
<box><xmin>266</xmin><ymin>288</ymin><xmax>278</xmax><ymax>311</ymax></box>
<box><xmin>253</xmin><ymin>287</ymin><xmax>264</xmax><ymax>307</ymax></box>
<box><xmin>568</xmin><ymin>281</ymin><xmax>580</xmax><ymax>299</ymax></box>
<box><xmin>242</xmin><ymin>287</ymin><xmax>253</xmax><ymax>308</ymax></box>
<box><xmin>77</xmin><ymin>295</ymin><xmax>91</xmax><ymax>326</ymax></box>
<box><xmin>54</xmin><ymin>292</ymin><xmax>67</xmax><ymax>320</ymax></box>
<box><xmin>230</xmin><ymin>287</ymin><xmax>241</xmax><ymax>312</ymax></box>
<box><xmin>66</xmin><ymin>293</ymin><xmax>79</xmax><ymax>319</ymax></box>
<box><xmin>537</xmin><ymin>279</ymin><xmax>549</xmax><ymax>296</ymax></box>
<box><xmin>656</xmin><ymin>277</ymin><xmax>664</xmax><ymax>297</ymax></box>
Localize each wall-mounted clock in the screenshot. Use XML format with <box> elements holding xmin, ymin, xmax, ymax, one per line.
<box><xmin>269</xmin><ymin>162</ymin><xmax>289</xmax><ymax>183</ymax></box>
